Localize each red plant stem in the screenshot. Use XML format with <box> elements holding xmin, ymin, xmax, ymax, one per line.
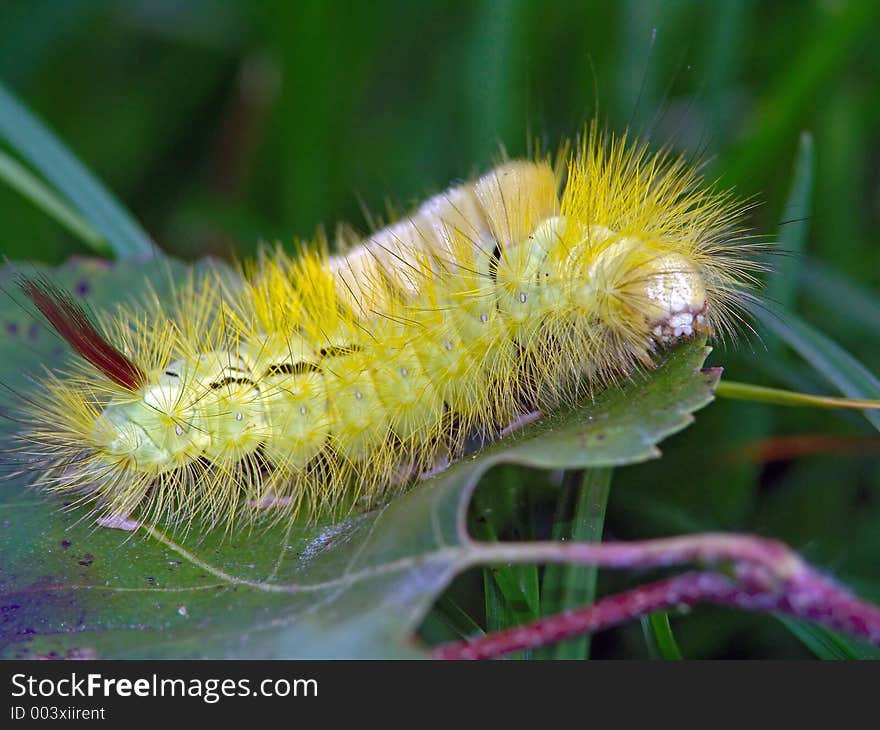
<box><xmin>433</xmin><ymin>566</ymin><xmax>880</xmax><ymax>660</ymax></box>
<box><xmin>433</xmin><ymin>533</ymin><xmax>880</xmax><ymax>659</ymax></box>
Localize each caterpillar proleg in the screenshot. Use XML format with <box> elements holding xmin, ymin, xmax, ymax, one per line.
<box><xmin>13</xmin><ymin>125</ymin><xmax>762</xmax><ymax>531</ymax></box>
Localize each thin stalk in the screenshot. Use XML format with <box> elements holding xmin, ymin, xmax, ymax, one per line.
<box><xmin>716</xmin><ymin>380</ymin><xmax>880</xmax><ymax>411</ymax></box>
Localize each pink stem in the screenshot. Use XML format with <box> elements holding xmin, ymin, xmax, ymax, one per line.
<box><xmin>467</xmin><ymin>532</ymin><xmax>805</xmax><ymax>577</ymax></box>
<box><xmin>435</xmin><ymin>539</ymin><xmax>880</xmax><ymax>659</ymax></box>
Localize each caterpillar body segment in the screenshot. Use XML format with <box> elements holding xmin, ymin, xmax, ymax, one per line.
<box><xmin>16</xmin><ymin>130</ymin><xmax>761</xmax><ymax>530</ymax></box>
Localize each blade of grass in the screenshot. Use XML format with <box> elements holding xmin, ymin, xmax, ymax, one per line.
<box><xmin>539</xmin><ymin>468</ymin><xmax>612</xmax><ymax>659</ymax></box>
<box><xmin>471</xmin><ymin>465</ymin><xmax>541</xmax><ymax>658</ymax></box>
<box><xmin>754</xmin><ymin>130</ymin><xmax>879</xmax><ymax>656</ymax></box>
<box><xmin>767</xmin><ymin>131</ymin><xmax>813</xmax><ymax>311</ymax></box>
<box><xmin>750</xmin><ymin>302</ymin><xmax>880</xmax><ymax>432</ymax></box>
<box><xmin>466</xmin><ymin>0</ymin><xmax>530</xmax><ymax>162</ymax></box>
<box><xmin>778</xmin><ymin>616</ymin><xmax>880</xmax><ymax>660</ymax></box>
<box><xmin>801</xmin><ymin>259</ymin><xmax>880</xmax><ymax>339</ymax></box>
<box><xmin>433</xmin><ymin>595</ymin><xmax>486</xmax><ymax>641</ymax></box>
<box><xmin>0</xmin><ymin>148</ymin><xmax>107</xmax><ymax>254</ymax></box>
<box><xmin>721</xmin><ymin>0</ymin><xmax>880</xmax><ymax>187</ymax></box>
<box><xmin>0</xmin><ymin>82</ymin><xmax>154</xmax><ymax>259</ymax></box>
<box><xmin>641</xmin><ymin>611</ymin><xmax>683</xmax><ymax>660</ymax></box>
<box><xmin>701</xmin><ymin>0</ymin><xmax>754</xmax><ymax>145</ymax></box>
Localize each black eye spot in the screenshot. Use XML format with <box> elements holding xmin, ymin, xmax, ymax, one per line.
<box><xmin>488</xmin><ymin>243</ymin><xmax>501</xmax><ymax>282</ymax></box>
<box><xmin>319</xmin><ymin>344</ymin><xmax>361</xmax><ymax>358</ymax></box>
<box><xmin>265</xmin><ymin>361</ymin><xmax>320</xmax><ymax>377</ymax></box>
<box><xmin>209</xmin><ymin>376</ymin><xmax>255</xmax><ymax>390</ymax></box>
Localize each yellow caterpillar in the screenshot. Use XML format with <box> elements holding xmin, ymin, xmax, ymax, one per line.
<box><xmin>14</xmin><ymin>125</ymin><xmax>761</xmax><ymax>531</ymax></box>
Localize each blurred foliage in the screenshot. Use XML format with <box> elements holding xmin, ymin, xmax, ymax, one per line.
<box><xmin>1</xmin><ymin>0</ymin><xmax>879</xmax><ymax>658</ymax></box>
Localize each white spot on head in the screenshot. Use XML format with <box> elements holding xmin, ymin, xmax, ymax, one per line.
<box><xmin>668</xmin><ymin>312</ymin><xmax>694</xmax><ymax>329</ymax></box>
<box><xmin>642</xmin><ymin>253</ymin><xmax>706</xmax><ymax>319</ymax></box>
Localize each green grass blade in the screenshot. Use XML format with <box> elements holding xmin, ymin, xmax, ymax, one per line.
<box><xmin>467</xmin><ymin>0</ymin><xmax>528</xmax><ymax>161</ymax></box>
<box><xmin>0</xmin><ymin>148</ymin><xmax>107</xmax><ymax>254</ymax></box>
<box><xmin>701</xmin><ymin>0</ymin><xmax>753</xmax><ymax>145</ymax></box>
<box><xmin>539</xmin><ymin>468</ymin><xmax>612</xmax><ymax>659</ymax></box>
<box><xmin>800</xmin><ymin>259</ymin><xmax>880</xmax><ymax>340</ymax></box>
<box><xmin>433</xmin><ymin>595</ymin><xmax>486</xmax><ymax>641</ymax></box>
<box><xmin>721</xmin><ymin>0</ymin><xmax>880</xmax><ymax>187</ymax></box>
<box><xmin>0</xmin><ymin>82</ymin><xmax>154</xmax><ymax>259</ymax></box>
<box><xmin>778</xmin><ymin>617</ymin><xmax>880</xmax><ymax>660</ymax></box>
<box><xmin>751</xmin><ymin>303</ymin><xmax>880</xmax><ymax>432</ymax></box>
<box><xmin>471</xmin><ymin>466</ymin><xmax>540</xmax><ymax>658</ymax></box>
<box><xmin>768</xmin><ymin>131</ymin><xmax>813</xmax><ymax>311</ymax></box>
<box><xmin>641</xmin><ymin>612</ymin><xmax>684</xmax><ymax>660</ymax></box>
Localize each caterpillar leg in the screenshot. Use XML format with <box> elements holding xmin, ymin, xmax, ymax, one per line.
<box><xmin>96</xmin><ymin>515</ymin><xmax>140</xmax><ymax>532</ymax></box>
<box><xmin>248</xmin><ymin>493</ymin><xmax>293</xmax><ymax>510</ymax></box>
<box><xmin>388</xmin><ymin>445</ymin><xmax>456</xmax><ymax>485</ymax></box>
<box><xmin>499</xmin><ymin>409</ymin><xmax>542</xmax><ymax>438</ymax></box>
<box><xmin>419</xmin><ymin>449</ymin><xmax>454</xmax><ymax>481</ymax></box>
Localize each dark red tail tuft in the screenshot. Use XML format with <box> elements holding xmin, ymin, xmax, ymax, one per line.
<box><xmin>18</xmin><ymin>275</ymin><xmax>145</xmax><ymax>391</ymax></box>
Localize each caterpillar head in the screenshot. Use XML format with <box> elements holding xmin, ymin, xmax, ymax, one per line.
<box><xmin>582</xmin><ymin>225</ymin><xmax>712</xmax><ymax>346</ymax></box>
<box><xmin>14</xmin><ymin>274</ymin><xmax>266</xmax><ymax>476</ymax></box>
<box><xmin>96</xmin><ymin>352</ymin><xmax>268</xmax><ymax>473</ymax></box>
<box><xmin>495</xmin><ymin>216</ymin><xmax>712</xmax><ymax>352</ymax></box>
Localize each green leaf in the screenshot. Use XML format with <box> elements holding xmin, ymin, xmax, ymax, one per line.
<box><xmin>0</xmin><ymin>82</ymin><xmax>154</xmax><ymax>259</ymax></box>
<box><xmin>0</xmin><ymin>257</ymin><xmax>720</xmax><ymax>659</ymax></box>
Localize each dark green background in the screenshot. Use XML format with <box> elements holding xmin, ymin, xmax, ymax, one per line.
<box><xmin>1</xmin><ymin>0</ymin><xmax>879</xmax><ymax>658</ymax></box>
